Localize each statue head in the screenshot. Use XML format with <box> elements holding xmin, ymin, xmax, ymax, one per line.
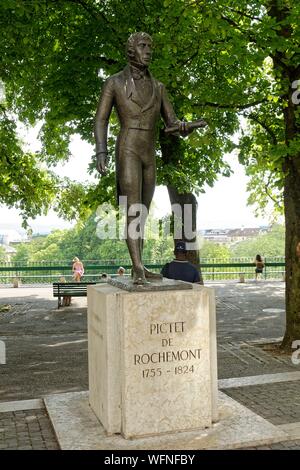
<box><xmin>126</xmin><ymin>32</ymin><xmax>153</xmax><ymax>67</ymax></box>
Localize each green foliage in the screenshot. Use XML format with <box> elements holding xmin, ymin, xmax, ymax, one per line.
<box><xmin>230</xmin><ymin>224</ymin><xmax>285</xmax><ymax>258</ymax></box>
<box><xmin>13</xmin><ymin>243</ymin><xmax>31</xmax><ymax>263</ymax></box>
<box><xmin>11</xmin><ymin>212</ymin><xmax>175</xmax><ymax>263</ymax></box>
<box><xmin>13</xmin><ymin>223</ymin><xmax>285</xmax><ymax>264</ymax></box>
<box><xmin>0</xmin><ymin>246</ymin><xmax>7</xmax><ymax>262</ymax></box>
<box><xmin>0</xmin><ymin>0</ymin><xmax>249</xmax><ymax>222</ymax></box>
<box><xmin>0</xmin><ymin>0</ymin><xmax>299</xmax><ymax>226</ymax></box>
<box><xmin>0</xmin><ymin>114</ymin><xmax>59</xmax><ymax>225</ymax></box>
<box><xmin>200</xmin><ymin>240</ymin><xmax>232</xmax><ymax>260</ymax></box>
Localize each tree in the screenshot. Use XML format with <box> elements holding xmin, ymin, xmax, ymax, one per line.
<box><xmin>199</xmin><ymin>0</ymin><xmax>299</xmax><ymax>349</ymax></box>
<box><xmin>0</xmin><ymin>0</ymin><xmax>233</xmax><ymax>249</ymax></box>
<box><xmin>265</xmin><ymin>1</ymin><xmax>300</xmax><ymax>349</ymax></box>
<box><xmin>0</xmin><ymin>246</ymin><xmax>7</xmax><ymax>263</ymax></box>
<box><xmin>0</xmin><ymin>114</ymin><xmax>59</xmax><ymax>225</ymax></box>
<box><xmin>200</xmin><ymin>240</ymin><xmax>232</xmax><ymax>260</ymax></box>
<box><xmin>159</xmin><ymin>0</ymin><xmax>300</xmax><ymax>348</ymax></box>
<box><xmin>11</xmin><ymin>212</ymin><xmax>176</xmax><ymax>265</ymax></box>
<box><xmin>13</xmin><ymin>243</ymin><xmax>31</xmax><ymax>264</ymax></box>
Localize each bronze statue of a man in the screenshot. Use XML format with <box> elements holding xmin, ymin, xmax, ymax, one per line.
<box><xmin>95</xmin><ymin>32</ymin><xmax>203</xmax><ymax>284</ymax></box>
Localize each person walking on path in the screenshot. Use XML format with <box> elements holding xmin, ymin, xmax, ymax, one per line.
<box><xmin>254</xmin><ymin>254</ymin><xmax>264</xmax><ymax>280</ymax></box>
<box><xmin>161</xmin><ymin>241</ymin><xmax>200</xmax><ymax>283</ymax></box>
<box><xmin>72</xmin><ymin>257</ymin><xmax>84</xmax><ymax>282</ymax></box>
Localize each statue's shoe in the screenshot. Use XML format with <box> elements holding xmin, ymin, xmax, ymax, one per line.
<box><xmin>144</xmin><ymin>267</ymin><xmax>163</xmax><ymax>280</ymax></box>
<box><xmin>132</xmin><ymin>268</ymin><xmax>147</xmax><ymax>285</ymax></box>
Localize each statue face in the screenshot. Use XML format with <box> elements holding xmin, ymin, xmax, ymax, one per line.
<box><xmin>133</xmin><ymin>38</ymin><xmax>152</xmax><ymax>66</ymax></box>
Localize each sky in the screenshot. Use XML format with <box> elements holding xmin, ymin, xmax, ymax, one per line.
<box><xmin>0</xmin><ymin>130</ymin><xmax>273</xmax><ymax>235</ymax></box>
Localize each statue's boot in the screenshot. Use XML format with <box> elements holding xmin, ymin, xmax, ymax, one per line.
<box><xmin>132</xmin><ymin>266</ymin><xmax>147</xmax><ymax>285</ymax></box>
<box><xmin>144</xmin><ymin>266</ymin><xmax>163</xmax><ymax>280</ymax></box>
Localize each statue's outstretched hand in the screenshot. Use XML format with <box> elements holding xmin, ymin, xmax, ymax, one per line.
<box><xmin>165</xmin><ymin>119</ymin><xmax>208</xmax><ymax>137</ymax></box>
<box><xmin>96</xmin><ymin>152</ymin><xmax>108</xmax><ymax>175</ymax></box>
<box><xmin>194</xmin><ymin>119</ymin><xmax>208</xmax><ymax>128</ymax></box>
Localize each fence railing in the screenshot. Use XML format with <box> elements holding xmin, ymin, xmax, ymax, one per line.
<box><xmin>0</xmin><ymin>258</ymin><xmax>285</xmax><ymax>284</ymax></box>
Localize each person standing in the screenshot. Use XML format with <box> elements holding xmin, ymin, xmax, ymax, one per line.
<box><xmin>161</xmin><ymin>241</ymin><xmax>200</xmax><ymax>283</ymax></box>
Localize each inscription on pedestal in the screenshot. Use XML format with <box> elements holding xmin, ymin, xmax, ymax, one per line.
<box><xmin>133</xmin><ymin>321</ymin><xmax>201</xmax><ymax>380</ymax></box>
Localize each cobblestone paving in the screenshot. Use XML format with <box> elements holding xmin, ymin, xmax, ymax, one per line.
<box><xmin>0</xmin><ymin>408</ymin><xmax>59</xmax><ymax>450</ymax></box>
<box><xmin>217</xmin><ymin>341</ymin><xmax>297</xmax><ymax>379</ymax></box>
<box><xmin>223</xmin><ymin>381</ymin><xmax>300</xmax><ymax>425</ymax></box>
<box><xmin>244</xmin><ymin>440</ymin><xmax>300</xmax><ymax>450</ymax></box>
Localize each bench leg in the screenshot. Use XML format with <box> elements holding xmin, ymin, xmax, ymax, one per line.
<box><xmin>58</xmin><ymin>297</ymin><xmax>61</xmax><ymax>309</ymax></box>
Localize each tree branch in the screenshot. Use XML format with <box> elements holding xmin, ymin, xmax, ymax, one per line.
<box><xmin>75</xmin><ymin>55</ymin><xmax>118</xmax><ymax>66</ymax></box>
<box><xmin>221</xmin><ymin>14</ymin><xmax>259</xmax><ymax>44</ymax></box>
<box><xmin>225</xmin><ymin>6</ymin><xmax>264</xmax><ymax>23</ymax></box>
<box><xmin>264</xmin><ymin>173</ymin><xmax>282</xmax><ymax>205</ymax></box>
<box><xmin>67</xmin><ymin>0</ymin><xmax>120</xmax><ymax>37</ymax></box>
<box><xmin>193</xmin><ymin>99</ymin><xmax>267</xmax><ymax>110</ymax></box>
<box><xmin>178</xmin><ymin>49</ymin><xmax>200</xmax><ymax>67</ymax></box>
<box><xmin>245</xmin><ymin>112</ymin><xmax>278</xmax><ymax>144</ymax></box>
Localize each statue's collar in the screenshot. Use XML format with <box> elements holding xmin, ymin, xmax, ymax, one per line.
<box><xmin>129</xmin><ymin>64</ymin><xmax>149</xmax><ymax>80</ymax></box>
<box><xmin>124</xmin><ymin>65</ymin><xmax>154</xmax><ymax>99</ymax></box>
<box><xmin>124</xmin><ymin>65</ymin><xmax>156</xmax><ymax>111</ymax></box>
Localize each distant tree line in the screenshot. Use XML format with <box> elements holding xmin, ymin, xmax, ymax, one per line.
<box><xmin>9</xmin><ymin>217</ymin><xmax>284</xmax><ymax>264</ymax></box>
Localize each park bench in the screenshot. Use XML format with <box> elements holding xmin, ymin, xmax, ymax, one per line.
<box><xmin>53</xmin><ymin>282</ymin><xmax>97</xmax><ymax>308</ymax></box>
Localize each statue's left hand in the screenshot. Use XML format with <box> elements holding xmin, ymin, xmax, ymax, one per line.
<box><xmin>96</xmin><ymin>152</ymin><xmax>108</xmax><ymax>175</ymax></box>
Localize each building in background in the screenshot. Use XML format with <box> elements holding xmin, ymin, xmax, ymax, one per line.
<box><xmin>0</xmin><ymin>229</ymin><xmax>26</xmax><ymax>261</ymax></box>
<box><xmin>201</xmin><ymin>226</ymin><xmax>270</xmax><ymax>245</ymax></box>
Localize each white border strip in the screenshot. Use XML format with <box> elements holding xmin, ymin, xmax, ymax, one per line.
<box><xmin>0</xmin><ymin>398</ymin><xmax>43</xmax><ymax>412</ymax></box>
<box><xmin>219</xmin><ymin>371</ymin><xmax>300</xmax><ymax>389</ymax></box>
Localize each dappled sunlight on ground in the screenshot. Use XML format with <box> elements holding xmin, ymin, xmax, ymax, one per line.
<box><xmin>41</xmin><ymin>339</ymin><xmax>87</xmax><ymax>348</ymax></box>
<box><xmin>254</xmin><ymin>315</ymin><xmax>279</xmax><ymax>322</ymax></box>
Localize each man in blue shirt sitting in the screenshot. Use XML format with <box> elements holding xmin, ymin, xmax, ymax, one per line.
<box><xmin>161</xmin><ymin>241</ymin><xmax>200</xmax><ymax>283</ymax></box>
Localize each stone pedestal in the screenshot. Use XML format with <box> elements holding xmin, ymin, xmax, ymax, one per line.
<box><xmin>88</xmin><ymin>283</ymin><xmax>218</xmax><ymax>439</ymax></box>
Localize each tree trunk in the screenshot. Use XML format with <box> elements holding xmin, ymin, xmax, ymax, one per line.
<box><xmin>281</xmin><ymin>160</ymin><xmax>300</xmax><ymax>350</ymax></box>
<box><xmin>167</xmin><ymin>185</ymin><xmax>204</xmax><ymax>284</ymax></box>
<box><xmin>280</xmin><ymin>63</ymin><xmax>300</xmax><ymax>350</ymax></box>
<box><xmin>159</xmin><ymin>129</ymin><xmax>204</xmax><ymax>284</ymax></box>
<box><xmin>268</xmin><ymin>1</ymin><xmax>300</xmax><ymax>350</ymax></box>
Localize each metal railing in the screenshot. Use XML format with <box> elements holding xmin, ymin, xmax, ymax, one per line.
<box><xmin>0</xmin><ymin>257</ymin><xmax>285</xmax><ymax>284</ymax></box>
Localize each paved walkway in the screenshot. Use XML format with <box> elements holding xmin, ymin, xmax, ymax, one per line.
<box><xmin>0</xmin><ymin>408</ymin><xmax>59</xmax><ymax>450</ymax></box>
<box><xmin>0</xmin><ymin>281</ymin><xmax>299</xmax><ymax>450</ymax></box>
